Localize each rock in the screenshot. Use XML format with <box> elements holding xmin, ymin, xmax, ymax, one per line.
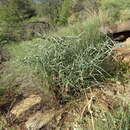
<box><xmin>10</xmin><ymin>95</ymin><xmax>41</xmax><ymax>118</ymax></box>
<box><xmin>25</xmin><ymin>109</ymin><xmax>55</xmax><ymax>130</ymax></box>
<box><xmin>112</xmin><ymin>38</ymin><xmax>130</xmax><ymax>63</ymax></box>
<box><xmin>113</xmin><ymin>48</ymin><xmax>130</xmax><ymax>63</ymax></box>
<box><xmin>121</xmin><ymin>37</ymin><xmax>130</xmax><ymax>48</ymax></box>
<box><xmin>100</xmin><ymin>20</ymin><xmax>130</xmax><ymax>34</ymax></box>
<box><xmin>113</xmin><ymin>35</ymin><xmax>126</xmax><ymax>42</ymax></box>
<box><xmin>100</xmin><ymin>20</ymin><xmax>130</xmax><ymax>41</ymax></box>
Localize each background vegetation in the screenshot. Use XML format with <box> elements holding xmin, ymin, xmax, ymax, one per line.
<box><xmin>99</xmin><ymin>0</ymin><xmax>130</xmax><ymax>23</ymax></box>
<box><xmin>0</xmin><ymin>0</ymin><xmax>130</xmax><ymax>129</ymax></box>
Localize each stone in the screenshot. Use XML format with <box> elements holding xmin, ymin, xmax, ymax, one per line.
<box><xmin>121</xmin><ymin>37</ymin><xmax>130</xmax><ymax>48</ymax></box>
<box><xmin>113</xmin><ymin>48</ymin><xmax>130</xmax><ymax>63</ymax></box>
<box><xmin>100</xmin><ymin>20</ymin><xmax>130</xmax><ymax>34</ymax></box>
<box><xmin>112</xmin><ymin>37</ymin><xmax>130</xmax><ymax>63</ymax></box>
<box><xmin>100</xmin><ymin>20</ymin><xmax>130</xmax><ymax>41</ymax></box>
<box><xmin>10</xmin><ymin>95</ymin><xmax>41</xmax><ymax>118</ymax></box>
<box><xmin>25</xmin><ymin>109</ymin><xmax>55</xmax><ymax>130</ymax></box>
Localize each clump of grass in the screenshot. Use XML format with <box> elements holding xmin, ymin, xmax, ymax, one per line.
<box><xmin>81</xmin><ymin>104</ymin><xmax>130</xmax><ymax>130</ymax></box>
<box><xmin>22</xmin><ymin>15</ymin><xmax>112</xmax><ymax>99</ymax></box>
<box><xmin>94</xmin><ymin>106</ymin><xmax>130</xmax><ymax>130</ymax></box>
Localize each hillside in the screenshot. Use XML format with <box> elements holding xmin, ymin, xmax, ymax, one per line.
<box><xmin>0</xmin><ymin>0</ymin><xmax>130</xmax><ymax>129</ymax></box>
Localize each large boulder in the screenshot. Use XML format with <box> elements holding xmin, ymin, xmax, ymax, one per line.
<box><xmin>113</xmin><ymin>38</ymin><xmax>130</xmax><ymax>63</ymax></box>
<box><xmin>100</xmin><ymin>20</ymin><xmax>130</xmax><ymax>42</ymax></box>
<box><xmin>113</xmin><ymin>48</ymin><xmax>130</xmax><ymax>63</ymax></box>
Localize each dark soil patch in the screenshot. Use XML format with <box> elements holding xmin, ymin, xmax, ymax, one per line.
<box><xmin>112</xmin><ymin>31</ymin><xmax>130</xmax><ymax>42</ymax></box>
<box><xmin>0</xmin><ymin>89</ymin><xmax>24</xmax><ymax>114</ymax></box>
<box><xmin>0</xmin><ymin>49</ymin><xmax>10</xmax><ymax>64</ymax></box>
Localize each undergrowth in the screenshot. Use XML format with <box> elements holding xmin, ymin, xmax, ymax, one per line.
<box><xmin>99</xmin><ymin>0</ymin><xmax>130</xmax><ymax>23</ymax></box>
<box><xmin>87</xmin><ymin>105</ymin><xmax>130</xmax><ymax>130</ymax></box>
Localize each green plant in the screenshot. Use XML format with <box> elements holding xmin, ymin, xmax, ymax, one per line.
<box><xmin>21</xmin><ymin>16</ymin><xmax>112</xmax><ymax>99</ymax></box>
<box><xmin>58</xmin><ymin>0</ymin><xmax>73</xmax><ymax>25</ymax></box>
<box><xmin>94</xmin><ymin>106</ymin><xmax>130</xmax><ymax>130</ymax></box>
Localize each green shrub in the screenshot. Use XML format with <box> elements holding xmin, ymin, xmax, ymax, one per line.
<box><xmin>21</xmin><ymin>15</ymin><xmax>112</xmax><ymax>99</ymax></box>
<box><xmin>39</xmin><ymin>0</ymin><xmax>63</xmax><ymax>25</ymax></box>
<box><xmin>58</xmin><ymin>0</ymin><xmax>73</xmax><ymax>25</ymax></box>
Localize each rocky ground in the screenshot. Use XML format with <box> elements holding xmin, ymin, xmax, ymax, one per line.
<box><xmin>0</xmin><ymin>81</ymin><xmax>130</xmax><ymax>129</ymax></box>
